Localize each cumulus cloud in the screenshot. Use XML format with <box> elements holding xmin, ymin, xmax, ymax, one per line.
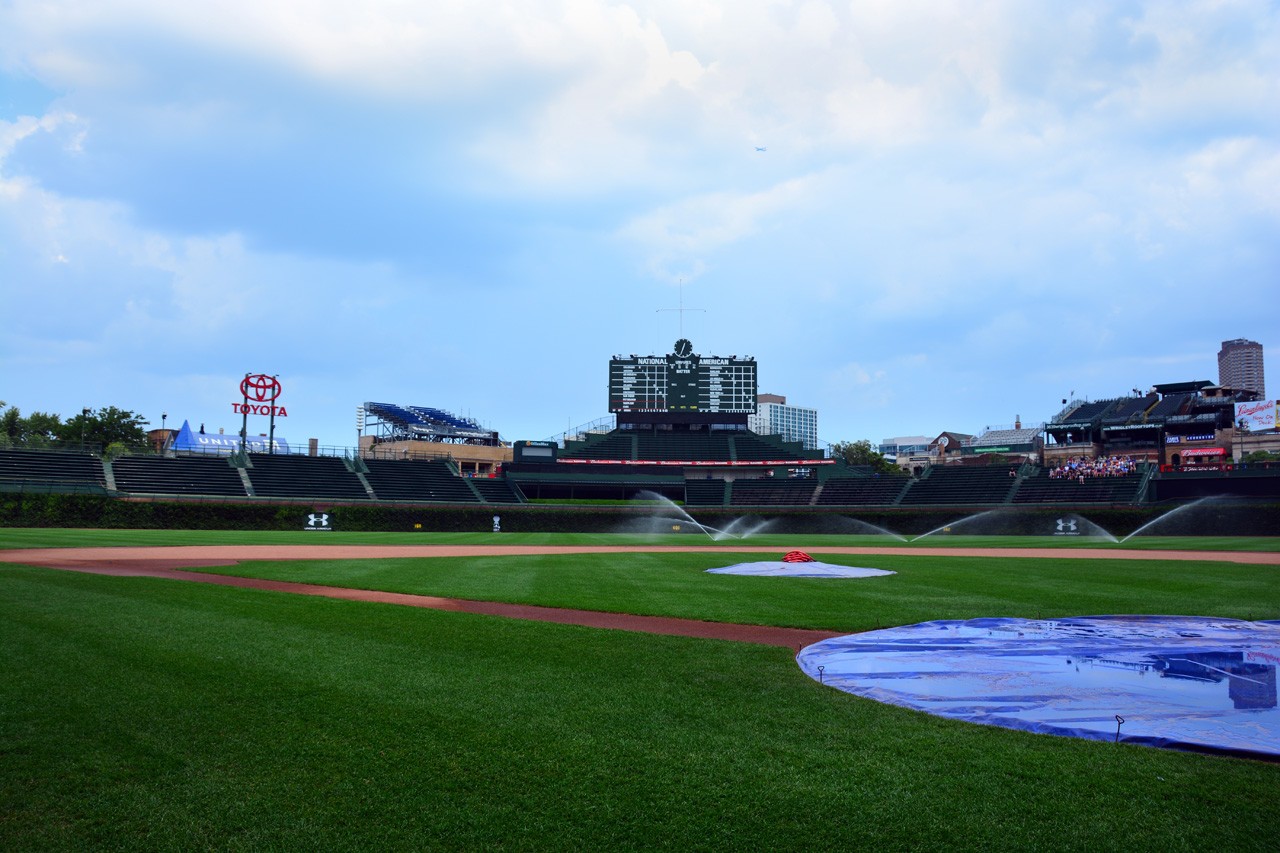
<box><xmin>0</xmin><ymin>1</ymin><xmax>1276</xmax><ymax>445</ymax></box>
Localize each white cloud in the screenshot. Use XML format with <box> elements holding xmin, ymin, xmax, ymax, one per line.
<box><xmin>617</xmin><ymin>174</ymin><xmax>818</xmax><ymax>278</ymax></box>
<box><xmin>0</xmin><ymin>2</ymin><xmax>1276</xmax><ymax>446</ymax></box>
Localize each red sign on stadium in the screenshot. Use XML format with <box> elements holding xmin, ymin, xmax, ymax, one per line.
<box><xmin>233</xmin><ymin>374</ymin><xmax>287</xmax><ymax>417</ymax></box>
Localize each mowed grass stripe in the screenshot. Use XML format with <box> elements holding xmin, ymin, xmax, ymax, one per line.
<box><xmin>2</xmin><ymin>528</ymin><xmax>1278</xmax><ymax>552</ymax></box>
<box><xmin>174</xmin><ymin>551</ymin><xmax>1280</xmax><ymax>631</ymax></box>
<box><xmin>2</xmin><ymin>565</ymin><xmax>1277</xmax><ymax>852</ymax></box>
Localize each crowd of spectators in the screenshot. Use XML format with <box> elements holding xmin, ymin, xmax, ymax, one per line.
<box><xmin>1049</xmin><ymin>455</ymin><xmax>1140</xmax><ymax>480</ymax></box>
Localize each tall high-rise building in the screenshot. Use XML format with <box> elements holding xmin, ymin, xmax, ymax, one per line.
<box><xmin>748</xmin><ymin>394</ymin><xmax>819</xmax><ymax>450</ymax></box>
<box><xmin>1218</xmin><ymin>339</ymin><xmax>1265</xmax><ymax>397</ymax></box>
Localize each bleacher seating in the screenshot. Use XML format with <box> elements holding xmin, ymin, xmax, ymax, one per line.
<box><xmin>1055</xmin><ymin>398</ymin><xmax>1125</xmax><ymax>425</ymax></box>
<box><xmin>815</xmin><ymin>476</ymin><xmax>910</xmax><ymax>506</ymax></box>
<box><xmin>730</xmin><ymin>478</ymin><xmax>817</xmax><ymax>506</ymax></box>
<box><xmin>635</xmin><ymin>431</ymin><xmax>733</xmax><ymax>461</ymax></box>
<box><xmin>365</xmin><ymin>402</ymin><xmax>493</xmax><ymax>440</ymax></box>
<box><xmin>362</xmin><ymin>459</ymin><xmax>480</xmax><ymax>503</ymax></box>
<box><xmin>557</xmin><ymin>428</ymin><xmax>813</xmax><ymax>463</ymax></box>
<box><xmin>406</xmin><ymin>405</ymin><xmax>483</xmax><ymax>432</ymax></box>
<box><xmin>366</xmin><ymin>402</ymin><xmax>427</xmax><ymax>428</ymax></box>
<box><xmin>1012</xmin><ymin>467</ymin><xmax>1146</xmax><ymax>504</ymax></box>
<box><xmin>560</xmin><ymin>431</ymin><xmax>636</xmax><ymax>461</ymax></box>
<box><xmin>1102</xmin><ymin>394</ymin><xmax>1158</xmax><ymax>425</ymax></box>
<box><xmin>684</xmin><ymin>479</ymin><xmax>727</xmax><ymax>506</ymax></box>
<box><xmin>0</xmin><ymin>448</ymin><xmax>106</xmax><ymax>493</ymax></box>
<box><xmin>897</xmin><ymin>465</ymin><xmax>1020</xmax><ymax>506</ymax></box>
<box><xmin>469</xmin><ymin>477</ymin><xmax>524</xmax><ymax>504</ymax></box>
<box><xmin>112</xmin><ymin>455</ymin><xmax>247</xmax><ymax>497</ymax></box>
<box><xmin>1146</xmin><ymin>394</ymin><xmax>1190</xmax><ymax>421</ymax></box>
<box><xmin>1166</xmin><ymin>413</ymin><xmax>1219</xmax><ymax>429</ymax></box>
<box><xmin>731</xmin><ymin>433</ymin><xmax>810</xmax><ymax>461</ymax></box>
<box><xmin>245</xmin><ymin>455</ymin><xmax>369</xmax><ymax>501</ymax></box>
<box><xmin>971</xmin><ymin>427</ymin><xmax>1040</xmax><ymax>448</ymax></box>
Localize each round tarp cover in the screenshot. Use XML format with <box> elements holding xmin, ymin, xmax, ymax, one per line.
<box><xmin>798</xmin><ymin>616</ymin><xmax>1280</xmax><ymax>759</ymax></box>
<box><xmin>706</xmin><ymin>562</ymin><xmax>896</xmax><ymax>579</ymax></box>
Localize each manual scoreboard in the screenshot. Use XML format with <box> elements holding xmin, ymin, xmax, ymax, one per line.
<box><xmin>609</xmin><ymin>339</ymin><xmax>757</xmax><ymax>414</ymax></box>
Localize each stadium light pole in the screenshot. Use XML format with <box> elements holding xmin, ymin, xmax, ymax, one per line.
<box><xmin>267</xmin><ymin>375</ymin><xmax>278</xmax><ymax>455</ymax></box>
<box><xmin>239</xmin><ymin>373</ymin><xmax>250</xmax><ymax>460</ymax></box>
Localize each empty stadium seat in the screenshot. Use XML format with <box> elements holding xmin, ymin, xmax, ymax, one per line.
<box><xmin>112</xmin><ymin>455</ymin><xmax>248</xmax><ymax>497</ymax></box>
<box><xmin>245</xmin><ymin>455</ymin><xmax>369</xmax><ymax>501</ymax></box>
<box><xmin>0</xmin><ymin>448</ymin><xmax>107</xmax><ymax>494</ymax></box>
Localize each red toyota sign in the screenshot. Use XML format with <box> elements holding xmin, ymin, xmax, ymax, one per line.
<box><xmin>241</xmin><ymin>374</ymin><xmax>281</xmax><ymax>402</ymax></box>
<box><xmin>234</xmin><ymin>374</ymin><xmax>287</xmax><ymax>416</ymax></box>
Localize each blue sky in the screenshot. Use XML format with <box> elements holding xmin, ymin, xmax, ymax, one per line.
<box><xmin>2</xmin><ymin>0</ymin><xmax>1277</xmax><ymax>449</ymax></box>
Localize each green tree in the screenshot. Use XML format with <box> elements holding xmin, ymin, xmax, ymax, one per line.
<box><xmin>0</xmin><ymin>405</ymin><xmax>63</xmax><ymax>446</ymax></box>
<box><xmin>1242</xmin><ymin>449</ymin><xmax>1280</xmax><ymax>463</ymax></box>
<box><xmin>56</xmin><ymin>407</ymin><xmax>149</xmax><ymax>450</ymax></box>
<box><xmin>828</xmin><ymin>439</ymin><xmax>906</xmax><ymax>476</ymax></box>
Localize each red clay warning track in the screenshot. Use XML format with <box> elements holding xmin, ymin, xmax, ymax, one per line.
<box><xmin>3</xmin><ymin>544</ymin><xmax>1276</xmax><ymax>648</ymax></box>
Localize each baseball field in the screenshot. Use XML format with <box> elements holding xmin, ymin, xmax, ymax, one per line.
<box><xmin>3</xmin><ymin>528</ymin><xmax>1278</xmax><ymax>851</ymax></box>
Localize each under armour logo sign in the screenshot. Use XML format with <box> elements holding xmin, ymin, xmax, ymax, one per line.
<box><xmin>1056</xmin><ymin>518</ymin><xmax>1078</xmax><ymax>532</ymax></box>
<box><xmin>306</xmin><ymin>513</ymin><xmax>331</xmax><ymax>529</ymax></box>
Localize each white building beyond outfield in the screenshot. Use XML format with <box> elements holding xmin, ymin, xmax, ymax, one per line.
<box><xmin>748</xmin><ymin>394</ymin><xmax>819</xmax><ymax>450</ymax></box>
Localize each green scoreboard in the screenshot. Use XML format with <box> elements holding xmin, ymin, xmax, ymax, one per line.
<box><xmin>609</xmin><ymin>339</ymin><xmax>757</xmax><ymax>414</ymax></box>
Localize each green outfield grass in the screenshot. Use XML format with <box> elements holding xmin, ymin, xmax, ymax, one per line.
<box><xmin>3</xmin><ymin>564</ymin><xmax>1278</xmax><ymax>852</ymax></box>
<box><xmin>2</xmin><ymin>527</ymin><xmax>1279</xmax><ymax>551</ymax></box>
<box><xmin>174</xmin><ymin>550</ymin><xmax>1280</xmax><ymax>631</ymax></box>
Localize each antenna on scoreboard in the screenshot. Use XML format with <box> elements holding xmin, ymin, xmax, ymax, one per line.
<box><xmin>657</xmin><ymin>278</ymin><xmax>705</xmax><ymax>337</ymax></box>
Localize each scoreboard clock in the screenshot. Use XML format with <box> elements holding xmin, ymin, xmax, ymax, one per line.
<box><xmin>608</xmin><ymin>341</ymin><xmax>758</xmax><ymax>414</ymax></box>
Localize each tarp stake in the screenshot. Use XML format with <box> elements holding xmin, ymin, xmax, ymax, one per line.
<box><xmin>1114</xmin><ymin>715</ymin><xmax>1125</xmax><ymax>743</ymax></box>
<box><xmin>818</xmin><ymin>665</ymin><xmax>825</xmax><ymax>684</ymax></box>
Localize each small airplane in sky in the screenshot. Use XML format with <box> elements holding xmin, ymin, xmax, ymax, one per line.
<box><xmin>755</xmin><ymin>147</ymin><xmax>767</xmax><ymax>152</ymax></box>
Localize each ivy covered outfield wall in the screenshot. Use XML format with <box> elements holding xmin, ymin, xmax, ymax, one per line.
<box><xmin>2</xmin><ymin>493</ymin><xmax>1278</xmax><ymax>537</ymax></box>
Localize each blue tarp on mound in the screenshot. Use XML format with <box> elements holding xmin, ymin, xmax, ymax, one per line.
<box><xmin>798</xmin><ymin>616</ymin><xmax>1280</xmax><ymax>759</ymax></box>
<box><xmin>172</xmin><ymin>420</ymin><xmax>289</xmax><ymax>455</ymax></box>
<box><xmin>707</xmin><ymin>562</ymin><xmax>895</xmax><ymax>579</ymax></box>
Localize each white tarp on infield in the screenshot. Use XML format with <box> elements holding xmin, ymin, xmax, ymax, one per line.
<box><xmin>706</xmin><ymin>562</ymin><xmax>896</xmax><ymax>579</ymax></box>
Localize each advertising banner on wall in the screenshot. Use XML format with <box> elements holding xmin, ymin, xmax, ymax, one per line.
<box><xmin>1235</xmin><ymin>400</ymin><xmax>1278</xmax><ymax>432</ymax></box>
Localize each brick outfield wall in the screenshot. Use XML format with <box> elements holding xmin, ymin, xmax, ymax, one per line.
<box><xmin>3</xmin><ymin>493</ymin><xmax>1278</xmax><ymax>537</ymax></box>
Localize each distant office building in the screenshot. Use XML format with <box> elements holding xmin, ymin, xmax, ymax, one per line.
<box><xmin>749</xmin><ymin>394</ymin><xmax>819</xmax><ymax>450</ymax></box>
<box><xmin>1218</xmin><ymin>339</ymin><xmax>1265</xmax><ymax>397</ymax></box>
